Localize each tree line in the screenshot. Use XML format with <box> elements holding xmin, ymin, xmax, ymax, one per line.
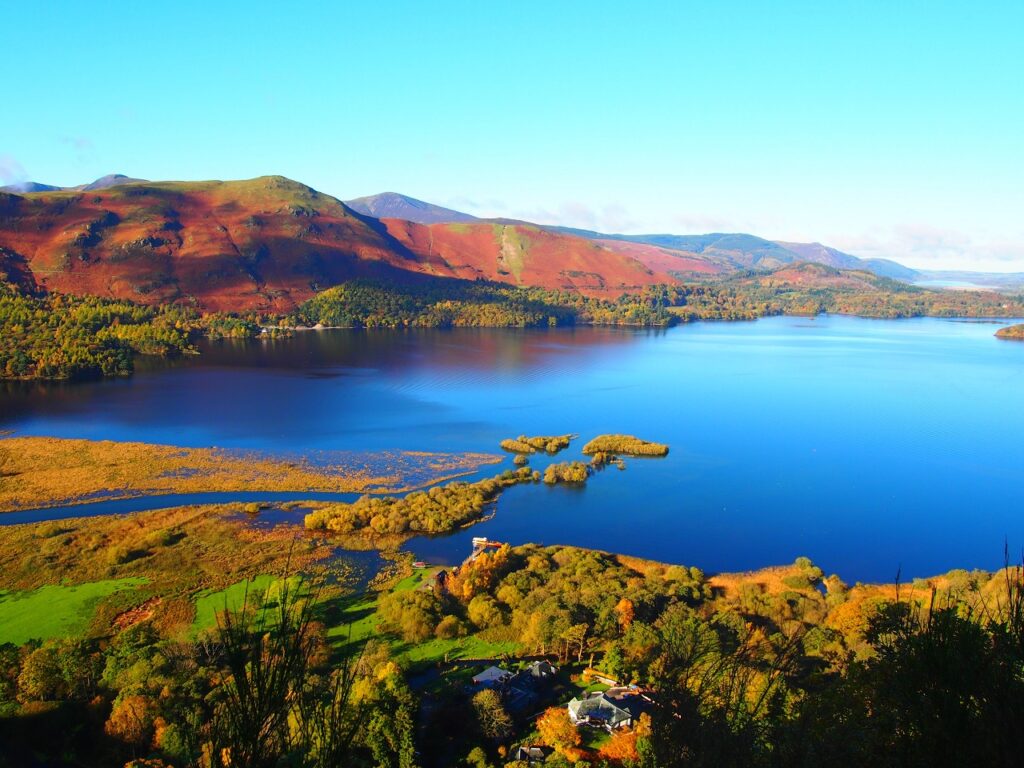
<box><xmin>0</xmin><ymin>281</ymin><xmax>260</xmax><ymax>381</ymax></box>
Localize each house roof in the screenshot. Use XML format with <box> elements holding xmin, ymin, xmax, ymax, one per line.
<box><xmin>513</xmin><ymin>745</ymin><xmax>551</xmax><ymax>761</ymax></box>
<box><xmin>567</xmin><ymin>692</ymin><xmax>632</xmax><ymax>726</ymax></box>
<box><xmin>528</xmin><ymin>660</ymin><xmax>556</xmax><ymax>676</ymax></box>
<box><xmin>472</xmin><ymin>665</ymin><xmax>511</xmax><ymax>684</ymax></box>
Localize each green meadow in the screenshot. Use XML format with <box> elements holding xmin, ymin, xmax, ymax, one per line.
<box><xmin>0</xmin><ymin>578</ymin><xmax>148</xmax><ymax>645</ymax></box>
<box><xmin>191</xmin><ymin>574</ymin><xmax>300</xmax><ymax>635</ymax></box>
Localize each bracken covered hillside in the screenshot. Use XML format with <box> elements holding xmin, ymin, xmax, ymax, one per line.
<box><xmin>0</xmin><ymin>176</ymin><xmax>677</xmax><ymax>312</ymax></box>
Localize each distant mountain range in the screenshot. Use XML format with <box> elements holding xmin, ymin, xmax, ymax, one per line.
<box><xmin>342</xmin><ymin>192</ymin><xmax>1023</xmax><ymax>290</ymax></box>
<box><xmin>0</xmin><ymin>176</ymin><xmax>1020</xmax><ymax>312</ymax></box>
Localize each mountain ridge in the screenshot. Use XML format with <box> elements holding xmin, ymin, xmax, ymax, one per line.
<box><xmin>4</xmin><ymin>177</ymin><xmax>1022</xmax><ymax>312</ymax></box>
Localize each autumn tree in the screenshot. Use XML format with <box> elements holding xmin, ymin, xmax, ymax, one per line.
<box><xmin>601</xmin><ymin>712</ymin><xmax>651</xmax><ymax>763</ymax></box>
<box><xmin>561</xmin><ymin>623</ymin><xmax>590</xmax><ymax>663</ymax></box>
<box><xmin>615</xmin><ymin>598</ymin><xmax>635</xmax><ymax>630</ymax></box>
<box><xmin>105</xmin><ymin>694</ymin><xmax>157</xmax><ymax>747</ymax></box>
<box><xmin>537</xmin><ymin>706</ymin><xmax>580</xmax><ymax>758</ymax></box>
<box><xmin>472</xmin><ymin>689</ymin><xmax>513</xmax><ymax>741</ymax></box>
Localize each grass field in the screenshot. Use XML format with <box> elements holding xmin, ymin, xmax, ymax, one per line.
<box><xmin>0</xmin><ymin>578</ymin><xmax>148</xmax><ymax>644</ymax></box>
<box><xmin>327</xmin><ymin>568</ymin><xmax>430</xmax><ymax>648</ymax></box>
<box><xmin>190</xmin><ymin>574</ymin><xmax>284</xmax><ymax>634</ymax></box>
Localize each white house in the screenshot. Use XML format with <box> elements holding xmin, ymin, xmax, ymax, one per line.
<box><xmin>567</xmin><ymin>691</ymin><xmax>634</xmax><ymax>731</ymax></box>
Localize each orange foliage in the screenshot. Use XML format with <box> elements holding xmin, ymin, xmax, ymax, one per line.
<box><xmin>537</xmin><ymin>706</ymin><xmax>581</xmax><ymax>756</ymax></box>
<box><xmin>600</xmin><ymin>729</ymin><xmax>639</xmax><ymax>762</ymax></box>
<box><xmin>614</xmin><ymin>597</ymin><xmax>635</xmax><ymax>630</ymax></box>
<box><xmin>105</xmin><ymin>694</ymin><xmax>156</xmax><ymax>746</ymax></box>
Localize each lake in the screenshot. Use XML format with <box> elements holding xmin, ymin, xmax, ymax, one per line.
<box><xmin>3</xmin><ymin>315</ymin><xmax>1023</xmax><ymax>583</ymax></box>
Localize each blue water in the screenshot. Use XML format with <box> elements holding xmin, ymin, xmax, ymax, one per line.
<box><xmin>2</xmin><ymin>315</ymin><xmax>1023</xmax><ymax>582</ymax></box>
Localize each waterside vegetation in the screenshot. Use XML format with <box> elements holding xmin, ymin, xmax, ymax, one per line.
<box><xmin>581</xmin><ymin>435</ymin><xmax>670</xmax><ymax>457</ymax></box>
<box><xmin>543</xmin><ymin>461</ymin><xmax>592</xmax><ymax>485</ymax></box>
<box><xmin>4</xmin><ymin>267</ymin><xmax>1024</xmax><ymax>381</ymax></box>
<box><xmin>303</xmin><ymin>468</ymin><xmax>540</xmax><ymax>544</ymax></box>
<box><xmin>0</xmin><ymin>280</ymin><xmax>261</xmax><ymax>381</ymax></box>
<box><xmin>500</xmin><ymin>435</ymin><xmax>574</xmax><ymax>455</ymax></box>
<box><xmin>995</xmin><ymin>323</ymin><xmax>1024</xmax><ymax>339</ymax></box>
<box><xmin>0</xmin><ymin>436</ymin><xmax>501</xmax><ymax>512</ymax></box>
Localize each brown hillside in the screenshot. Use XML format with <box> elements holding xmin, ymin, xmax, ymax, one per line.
<box><xmin>0</xmin><ymin>176</ymin><xmax>676</xmax><ymax>311</ymax></box>
<box><xmin>382</xmin><ymin>219</ymin><xmax>672</xmax><ymax>293</ymax></box>
<box><xmin>593</xmin><ymin>238</ymin><xmax>729</xmax><ymax>277</ymax></box>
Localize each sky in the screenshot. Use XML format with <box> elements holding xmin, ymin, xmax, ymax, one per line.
<box><xmin>2</xmin><ymin>1</ymin><xmax>1022</xmax><ymax>271</ymax></box>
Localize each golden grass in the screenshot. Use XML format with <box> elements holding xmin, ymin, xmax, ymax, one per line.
<box><xmin>0</xmin><ymin>436</ymin><xmax>501</xmax><ymax>511</ymax></box>
<box><xmin>708</xmin><ymin>564</ymin><xmax>813</xmax><ymax>599</ymax></box>
<box><xmin>0</xmin><ymin>504</ymin><xmax>337</xmax><ymax>637</ymax></box>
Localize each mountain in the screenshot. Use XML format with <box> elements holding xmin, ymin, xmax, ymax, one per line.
<box><xmin>773</xmin><ymin>241</ymin><xmax>920</xmax><ymax>281</ymax></box>
<box><xmin>345</xmin><ymin>192</ymin><xmax>478</xmax><ymax>224</ymax></box>
<box><xmin>549</xmin><ymin>226</ymin><xmax>923</xmax><ymax>281</ymax></box>
<box><xmin>0</xmin><ymin>177</ymin><xmax>673</xmax><ymax>311</ymax></box>
<box><xmin>772</xmin><ymin>241</ymin><xmax>865</xmax><ymax>270</ymax></box>
<box><xmin>78</xmin><ymin>174</ymin><xmax>146</xmax><ymax>191</ymax></box>
<box><xmin>0</xmin><ymin>181</ymin><xmax>63</xmax><ymax>194</ymax></box>
<box><xmin>0</xmin><ymin>174</ymin><xmax>147</xmax><ymax>194</ymax></box>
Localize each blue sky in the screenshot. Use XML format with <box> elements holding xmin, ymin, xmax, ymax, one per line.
<box><xmin>2</xmin><ymin>1</ymin><xmax>1022</xmax><ymax>270</ymax></box>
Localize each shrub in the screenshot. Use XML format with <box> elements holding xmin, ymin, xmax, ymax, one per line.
<box><xmin>435</xmin><ymin>615</ymin><xmax>467</xmax><ymax>639</ymax></box>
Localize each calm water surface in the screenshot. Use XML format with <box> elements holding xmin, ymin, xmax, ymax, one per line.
<box><xmin>3</xmin><ymin>316</ymin><xmax>1023</xmax><ymax>582</ymax></box>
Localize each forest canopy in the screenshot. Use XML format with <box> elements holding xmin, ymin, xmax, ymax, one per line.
<box><xmin>0</xmin><ymin>281</ymin><xmax>259</xmax><ymax>380</ymax></box>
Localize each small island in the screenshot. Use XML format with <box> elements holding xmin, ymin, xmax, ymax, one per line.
<box><xmin>582</xmin><ymin>434</ymin><xmax>670</xmax><ymax>457</ymax></box>
<box><xmin>499</xmin><ymin>434</ymin><xmax>573</xmax><ymax>454</ymax></box>
<box><xmin>543</xmin><ymin>461</ymin><xmax>591</xmax><ymax>484</ymax></box>
<box><xmin>995</xmin><ymin>323</ymin><xmax>1024</xmax><ymax>340</ymax></box>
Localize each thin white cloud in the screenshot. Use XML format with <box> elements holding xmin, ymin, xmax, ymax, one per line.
<box><xmin>59</xmin><ymin>135</ymin><xmax>95</xmax><ymax>166</ymax></box>
<box><xmin>60</xmin><ymin>136</ymin><xmax>94</xmax><ymax>151</ymax></box>
<box><xmin>0</xmin><ymin>154</ymin><xmax>27</xmax><ymax>184</ymax></box>
<box><xmin>832</xmin><ymin>225</ymin><xmax>1024</xmax><ymax>272</ymax></box>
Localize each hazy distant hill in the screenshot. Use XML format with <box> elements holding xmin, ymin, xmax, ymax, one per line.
<box><xmin>773</xmin><ymin>241</ymin><xmax>919</xmax><ymax>280</ymax></box>
<box><xmin>1</xmin><ymin>174</ymin><xmax>147</xmax><ymax>194</ymax></box>
<box><xmin>345</xmin><ymin>192</ymin><xmax>478</xmax><ymax>224</ymax></box>
<box><xmin>550</xmin><ymin>226</ymin><xmax>922</xmax><ymax>281</ymax></box>
<box><xmin>0</xmin><ymin>181</ymin><xmax>63</xmax><ymax>194</ymax></box>
<box><xmin>78</xmin><ymin>174</ymin><xmax>147</xmax><ymax>191</ymax></box>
